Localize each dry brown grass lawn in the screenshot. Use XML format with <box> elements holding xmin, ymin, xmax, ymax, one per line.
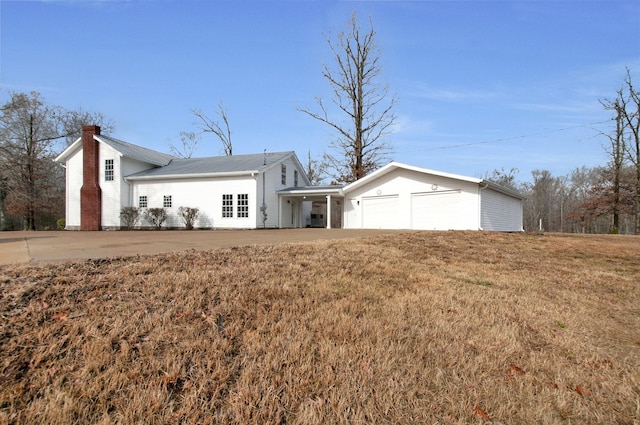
<box><xmin>1</xmin><ymin>231</ymin><xmax>639</xmax><ymax>424</ymax></box>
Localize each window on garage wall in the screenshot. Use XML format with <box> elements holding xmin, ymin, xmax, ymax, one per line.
<box><xmin>139</xmin><ymin>195</ymin><xmax>148</xmax><ymax>208</ymax></box>
<box><xmin>163</xmin><ymin>195</ymin><xmax>172</xmax><ymax>208</ymax></box>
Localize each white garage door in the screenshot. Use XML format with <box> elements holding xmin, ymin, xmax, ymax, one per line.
<box><xmin>411</xmin><ymin>190</ymin><xmax>461</xmax><ymax>230</ymax></box>
<box><xmin>362</xmin><ymin>195</ymin><xmax>399</xmax><ymax>229</ymax></box>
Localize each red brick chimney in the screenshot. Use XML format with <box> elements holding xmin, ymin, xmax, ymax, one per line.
<box><xmin>80</xmin><ymin>125</ymin><xmax>102</xmax><ymax>231</ymax></box>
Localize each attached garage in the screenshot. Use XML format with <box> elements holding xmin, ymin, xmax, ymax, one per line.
<box><xmin>342</xmin><ymin>162</ymin><xmax>524</xmax><ymax>232</ymax></box>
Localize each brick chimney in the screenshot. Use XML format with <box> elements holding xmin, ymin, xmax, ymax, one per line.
<box><xmin>80</xmin><ymin>125</ymin><xmax>102</xmax><ymax>231</ymax></box>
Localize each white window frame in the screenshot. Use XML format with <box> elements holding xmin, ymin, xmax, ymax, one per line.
<box><xmin>139</xmin><ymin>195</ymin><xmax>148</xmax><ymax>208</ymax></box>
<box><xmin>222</xmin><ymin>194</ymin><xmax>233</xmax><ymax>218</ymax></box>
<box><xmin>281</xmin><ymin>164</ymin><xmax>286</xmax><ymax>185</ymax></box>
<box><xmin>237</xmin><ymin>194</ymin><xmax>249</xmax><ymax>218</ymax></box>
<box><xmin>163</xmin><ymin>195</ymin><xmax>172</xmax><ymax>208</ymax></box>
<box><xmin>105</xmin><ymin>159</ymin><xmax>114</xmax><ymax>181</ymax></box>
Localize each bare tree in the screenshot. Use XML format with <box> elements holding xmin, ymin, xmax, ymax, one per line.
<box><xmin>299</xmin><ymin>12</ymin><xmax>396</xmax><ymax>183</ymax></box>
<box><xmin>193</xmin><ymin>101</ymin><xmax>232</xmax><ymax>156</ymax></box>
<box><xmin>169</xmin><ymin>131</ymin><xmax>201</xmax><ymax>158</ymax></box>
<box><xmin>619</xmin><ymin>69</ymin><xmax>640</xmax><ymax>234</ymax></box>
<box><xmin>0</xmin><ymin>91</ymin><xmax>114</xmax><ymax>230</ymax></box>
<box><xmin>63</xmin><ymin>108</ymin><xmax>116</xmax><ymax>146</ymax></box>
<box><xmin>600</xmin><ymin>68</ymin><xmax>640</xmax><ymax>234</ymax></box>
<box><xmin>486</xmin><ymin>167</ymin><xmax>520</xmax><ymax>191</ymax></box>
<box><xmin>305</xmin><ymin>150</ymin><xmax>327</xmax><ymax>186</ymax></box>
<box><xmin>599</xmin><ymin>95</ymin><xmax>627</xmax><ymax>233</ymax></box>
<box><xmin>0</xmin><ymin>92</ymin><xmax>65</xmax><ymax>230</ymax></box>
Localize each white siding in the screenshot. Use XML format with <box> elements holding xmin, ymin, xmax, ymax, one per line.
<box><xmin>132</xmin><ymin>176</ymin><xmax>257</xmax><ymax>229</ymax></box>
<box><xmin>259</xmin><ymin>166</ymin><xmax>281</xmax><ymax>228</ymax></box>
<box><xmin>343</xmin><ymin>168</ymin><xmax>480</xmax><ymax>230</ymax></box>
<box><xmin>120</xmin><ymin>157</ymin><xmax>159</xmax><ymax>209</ymax></box>
<box><xmin>65</xmin><ymin>147</ymin><xmax>84</xmax><ymax>229</ymax></box>
<box><xmin>480</xmin><ymin>188</ymin><xmax>523</xmax><ymax>231</ymax></box>
<box><xmin>99</xmin><ymin>143</ymin><xmax>123</xmax><ymax>228</ymax></box>
<box><xmin>269</xmin><ymin>155</ymin><xmax>308</xmax><ymax>228</ymax></box>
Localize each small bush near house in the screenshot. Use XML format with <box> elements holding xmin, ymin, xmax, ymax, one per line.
<box><xmin>178</xmin><ymin>206</ymin><xmax>199</xmax><ymax>230</ymax></box>
<box><xmin>56</xmin><ymin>218</ymin><xmax>65</xmax><ymax>230</ymax></box>
<box><xmin>119</xmin><ymin>207</ymin><xmax>140</xmax><ymax>230</ymax></box>
<box><xmin>144</xmin><ymin>207</ymin><xmax>168</xmax><ymax>229</ymax></box>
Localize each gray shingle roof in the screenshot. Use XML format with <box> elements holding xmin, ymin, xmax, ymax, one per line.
<box><xmin>126</xmin><ymin>151</ymin><xmax>295</xmax><ymax>179</ymax></box>
<box><xmin>97</xmin><ymin>135</ymin><xmax>175</xmax><ymax>166</ymax></box>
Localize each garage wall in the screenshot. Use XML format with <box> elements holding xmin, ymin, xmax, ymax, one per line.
<box><xmin>343</xmin><ymin>168</ymin><xmax>480</xmax><ymax>230</ymax></box>
<box><xmin>480</xmin><ymin>188</ymin><xmax>523</xmax><ymax>231</ymax></box>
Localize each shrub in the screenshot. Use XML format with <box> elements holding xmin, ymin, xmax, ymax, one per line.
<box><xmin>144</xmin><ymin>208</ymin><xmax>168</xmax><ymax>229</ymax></box>
<box><xmin>178</xmin><ymin>206</ymin><xmax>200</xmax><ymax>230</ymax></box>
<box><xmin>119</xmin><ymin>207</ymin><xmax>140</xmax><ymax>230</ymax></box>
<box><xmin>56</xmin><ymin>218</ymin><xmax>65</xmax><ymax>230</ymax></box>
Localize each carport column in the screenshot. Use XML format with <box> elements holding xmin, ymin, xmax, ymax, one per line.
<box><xmin>326</xmin><ymin>195</ymin><xmax>332</xmax><ymax>229</ymax></box>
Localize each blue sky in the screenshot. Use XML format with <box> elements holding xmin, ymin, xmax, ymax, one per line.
<box><xmin>1</xmin><ymin>0</ymin><xmax>639</xmax><ymax>183</ymax></box>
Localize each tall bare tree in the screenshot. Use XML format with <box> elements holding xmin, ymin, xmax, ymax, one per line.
<box><xmin>601</xmin><ymin>68</ymin><xmax>640</xmax><ymax>234</ymax></box>
<box><xmin>619</xmin><ymin>69</ymin><xmax>640</xmax><ymax>234</ymax></box>
<box><xmin>193</xmin><ymin>101</ymin><xmax>233</xmax><ymax>156</ymax></box>
<box><xmin>299</xmin><ymin>12</ymin><xmax>396</xmax><ymax>183</ymax></box>
<box><xmin>599</xmin><ymin>95</ymin><xmax>626</xmax><ymax>233</ymax></box>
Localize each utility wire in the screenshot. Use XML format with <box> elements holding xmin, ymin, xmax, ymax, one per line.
<box><xmin>410</xmin><ymin>120</ymin><xmax>611</xmax><ymax>152</ymax></box>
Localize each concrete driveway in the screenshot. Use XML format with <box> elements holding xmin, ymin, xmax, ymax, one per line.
<box><xmin>0</xmin><ymin>229</ymin><xmax>402</xmax><ymax>265</ymax></box>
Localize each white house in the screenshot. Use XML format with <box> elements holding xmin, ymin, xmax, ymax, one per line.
<box><xmin>55</xmin><ymin>125</ymin><xmax>524</xmax><ymax>232</ymax></box>
<box><xmin>55</xmin><ymin>126</ymin><xmax>310</xmax><ymax>230</ymax></box>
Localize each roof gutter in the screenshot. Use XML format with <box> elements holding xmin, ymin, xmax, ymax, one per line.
<box><xmin>125</xmin><ymin>170</ymin><xmax>259</xmax><ymax>182</ymax></box>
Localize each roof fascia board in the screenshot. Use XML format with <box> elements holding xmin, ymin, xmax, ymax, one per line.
<box><xmin>341</xmin><ymin>162</ymin><xmax>397</xmax><ymax>193</ymax></box>
<box><xmin>481</xmin><ymin>180</ymin><xmax>526</xmax><ymax>200</ymax></box>
<box><xmin>125</xmin><ymin>170</ymin><xmax>259</xmax><ymax>182</ymax></box>
<box><xmin>278</xmin><ymin>188</ymin><xmax>344</xmax><ymax>196</ymax></box>
<box><xmin>54</xmin><ymin>137</ymin><xmax>83</xmax><ymax>163</ymax></box>
<box><xmin>289</xmin><ymin>153</ymin><xmax>312</xmax><ymax>186</ymax></box>
<box><xmin>259</xmin><ymin>151</ymin><xmax>294</xmax><ymax>174</ymax></box>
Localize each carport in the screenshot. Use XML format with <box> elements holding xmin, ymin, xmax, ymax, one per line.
<box><xmin>278</xmin><ymin>186</ymin><xmax>344</xmax><ymax>229</ymax></box>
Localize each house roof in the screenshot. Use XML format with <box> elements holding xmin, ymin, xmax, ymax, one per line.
<box><xmin>125</xmin><ymin>151</ymin><xmax>298</xmax><ymax>180</ymax></box>
<box><xmin>96</xmin><ymin>135</ymin><xmax>175</xmax><ymax>166</ymax></box>
<box><xmin>342</xmin><ymin>162</ymin><xmax>525</xmax><ymax>200</ymax></box>
<box><xmin>54</xmin><ymin>134</ymin><xmax>175</xmax><ymax>166</ymax></box>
